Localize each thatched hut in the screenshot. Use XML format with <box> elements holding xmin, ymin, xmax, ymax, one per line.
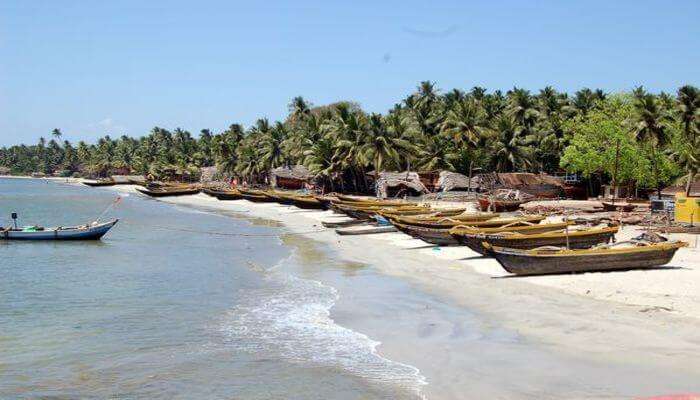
<box><xmin>478</xmin><ymin>172</ymin><xmax>566</xmax><ymax>199</ymax></box>
<box><xmin>374</xmin><ymin>171</ymin><xmax>429</xmax><ymax>199</ymax></box>
<box><xmin>112</xmin><ymin>175</ymin><xmax>146</xmax><ymax>185</ymax></box>
<box><xmin>437</xmin><ymin>171</ymin><xmax>481</xmax><ymax>192</ymax></box>
<box><xmin>270</xmin><ymin>165</ymin><xmax>314</xmax><ymax>190</ymax></box>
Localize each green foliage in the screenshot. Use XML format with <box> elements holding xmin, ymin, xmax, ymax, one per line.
<box><xmin>1</xmin><ymin>84</ymin><xmax>697</xmax><ymax>192</ymax></box>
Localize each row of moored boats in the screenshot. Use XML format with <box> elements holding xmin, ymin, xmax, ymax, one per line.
<box><xmin>126</xmin><ymin>183</ymin><xmax>688</xmax><ymax>277</ymax></box>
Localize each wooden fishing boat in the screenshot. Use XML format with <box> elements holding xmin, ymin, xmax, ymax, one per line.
<box><xmin>292</xmin><ymin>196</ymin><xmax>326</xmax><ymax>210</ymax></box>
<box><xmin>334</xmin><ymin>195</ymin><xmax>416</xmax><ymax>207</ymax></box>
<box><xmin>313</xmin><ymin>195</ymin><xmax>338</xmax><ymax>209</ymax></box>
<box><xmin>454</xmin><ymin>226</ymin><xmax>618</xmax><ymax>255</ymax></box>
<box><xmin>387</xmin><ymin>212</ymin><xmax>500</xmax><ymax>226</ymax></box>
<box><xmin>484</xmin><ymin>241</ymin><xmax>687</xmax><ymax>276</ymax></box>
<box><xmin>450</xmin><ymin>221</ymin><xmax>573</xmax><ymax>237</ymax></box>
<box><xmin>1</xmin><ymin>219</ymin><xmax>118</xmax><ymax>240</ymax></box>
<box><xmin>378</xmin><ymin>208</ymin><xmax>466</xmax><ymax>218</ymax></box>
<box><xmin>335</xmin><ymin>225</ymin><xmax>397</xmax><ymax>235</ymax></box>
<box><xmin>82</xmin><ymin>179</ymin><xmax>116</xmax><ymax>187</ymax></box>
<box><xmin>136</xmin><ymin>186</ymin><xmax>200</xmax><ymax>197</ymax></box>
<box><xmin>202</xmin><ymin>188</ymin><xmax>242</xmax><ymax>200</ymax></box>
<box><xmin>601</xmin><ymin>201</ymin><xmax>637</xmax><ymax>212</ymax></box>
<box><xmin>477</xmin><ymin>195</ymin><xmax>523</xmax><ymax>212</ymax></box>
<box><xmin>264</xmin><ymin>191</ymin><xmax>298</xmax><ymax>205</ymax></box>
<box><xmin>389</xmin><ymin>215</ymin><xmax>545</xmax><ymax>229</ymax></box>
<box><xmin>332</xmin><ymin>203</ymin><xmax>428</xmax><ymax>220</ymax></box>
<box><xmin>392</xmin><ymin>222</ymin><xmax>461</xmax><ymax>246</ymax></box>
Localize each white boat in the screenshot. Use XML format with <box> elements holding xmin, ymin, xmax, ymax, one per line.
<box><xmin>0</xmin><ymin>219</ymin><xmax>118</xmax><ymax>240</ymax></box>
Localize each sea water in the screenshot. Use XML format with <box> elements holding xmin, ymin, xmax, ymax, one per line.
<box><xmin>0</xmin><ymin>179</ymin><xmax>424</xmax><ymax>399</ymax></box>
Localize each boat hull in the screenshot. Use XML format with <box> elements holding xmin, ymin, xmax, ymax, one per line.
<box><xmin>458</xmin><ymin>227</ymin><xmax>617</xmax><ymax>255</ymax></box>
<box><xmin>392</xmin><ymin>223</ymin><xmax>459</xmax><ymax>246</ymax></box>
<box><xmin>489</xmin><ymin>242</ymin><xmax>685</xmax><ymax>276</ymax></box>
<box><xmin>136</xmin><ymin>187</ymin><xmax>200</xmax><ymax>197</ymax></box>
<box><xmin>1</xmin><ymin>220</ymin><xmax>118</xmax><ymax>241</ymax></box>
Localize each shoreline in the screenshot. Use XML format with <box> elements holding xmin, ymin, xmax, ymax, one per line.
<box><xmin>12</xmin><ymin>179</ymin><xmax>700</xmax><ymax>398</ymax></box>
<box><xmin>94</xmin><ymin>184</ymin><xmax>700</xmax><ymax>397</ymax></box>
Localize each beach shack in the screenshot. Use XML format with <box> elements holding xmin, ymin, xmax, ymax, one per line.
<box><xmin>436</xmin><ymin>171</ymin><xmax>480</xmax><ymax>192</ymax></box>
<box><xmin>663</xmin><ymin>177</ymin><xmax>700</xmax><ymax>223</ymax></box>
<box><xmin>374</xmin><ymin>171</ymin><xmax>429</xmax><ymax>199</ymax></box>
<box><xmin>270</xmin><ymin>165</ymin><xmax>314</xmax><ymax>190</ymax></box>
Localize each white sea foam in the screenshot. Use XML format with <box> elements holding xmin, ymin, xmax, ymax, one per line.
<box><xmin>220</xmin><ymin>264</ymin><xmax>427</xmax><ymax>396</ymax></box>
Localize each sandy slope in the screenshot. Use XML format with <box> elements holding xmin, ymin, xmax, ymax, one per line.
<box><xmin>102</xmin><ymin>186</ymin><xmax>700</xmax><ymax>398</ymax></box>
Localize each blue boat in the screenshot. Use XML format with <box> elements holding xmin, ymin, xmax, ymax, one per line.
<box><xmin>1</xmin><ymin>219</ymin><xmax>118</xmax><ymax>240</ymax></box>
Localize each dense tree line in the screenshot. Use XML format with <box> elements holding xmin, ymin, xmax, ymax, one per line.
<box><xmin>1</xmin><ymin>83</ymin><xmax>698</xmax><ymax>194</ymax></box>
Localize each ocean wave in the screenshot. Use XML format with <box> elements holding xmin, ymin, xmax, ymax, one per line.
<box><xmin>219</xmin><ymin>265</ymin><xmax>427</xmax><ymax>396</ymax></box>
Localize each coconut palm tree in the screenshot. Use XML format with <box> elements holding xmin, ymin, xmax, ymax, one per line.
<box><xmin>440</xmin><ymin>97</ymin><xmax>488</xmax><ymax>146</ymax></box>
<box><xmin>676</xmin><ymin>85</ymin><xmax>700</xmax><ymax>195</ymax></box>
<box><xmin>633</xmin><ymin>93</ymin><xmax>675</xmax><ymax>197</ymax></box>
<box><xmin>490</xmin><ymin>115</ymin><xmax>531</xmax><ymax>172</ymax></box>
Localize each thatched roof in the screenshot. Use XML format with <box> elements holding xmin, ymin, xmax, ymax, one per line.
<box><xmin>496</xmin><ymin>173</ymin><xmax>564</xmax><ymax>188</ymax></box>
<box><xmin>375</xmin><ymin>171</ymin><xmax>428</xmax><ymax>198</ymax></box>
<box><xmin>270</xmin><ymin>165</ymin><xmax>313</xmax><ymax>181</ymax></box>
<box><xmin>437</xmin><ymin>171</ymin><xmax>480</xmax><ymax>192</ymax></box>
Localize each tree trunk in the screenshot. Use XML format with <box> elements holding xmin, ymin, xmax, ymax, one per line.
<box><xmin>686</xmin><ymin>172</ymin><xmax>695</xmax><ymax>197</ymax></box>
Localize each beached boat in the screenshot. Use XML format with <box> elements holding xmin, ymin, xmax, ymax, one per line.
<box><xmin>334</xmin><ymin>195</ymin><xmax>416</xmax><ymax>207</ymax></box>
<box><xmin>313</xmin><ymin>195</ymin><xmax>338</xmax><ymax>209</ymax></box>
<box><xmin>331</xmin><ymin>203</ymin><xmax>427</xmax><ymax>220</ymax></box>
<box><xmin>202</xmin><ymin>188</ymin><xmax>242</xmax><ymax>200</ymax></box>
<box><xmin>449</xmin><ymin>221</ymin><xmax>573</xmax><ymax>237</ymax></box>
<box><xmin>1</xmin><ymin>219</ymin><xmax>118</xmax><ymax>240</ymax></box>
<box><xmin>264</xmin><ymin>191</ymin><xmax>298</xmax><ymax>205</ymax></box>
<box><xmin>335</xmin><ymin>225</ymin><xmax>397</xmax><ymax>235</ymax></box>
<box><xmin>454</xmin><ymin>226</ymin><xmax>618</xmax><ymax>255</ymax></box>
<box><xmin>82</xmin><ymin>179</ymin><xmax>116</xmax><ymax>187</ymax></box>
<box><xmin>378</xmin><ymin>208</ymin><xmax>467</xmax><ymax>218</ymax></box>
<box><xmin>387</xmin><ymin>212</ymin><xmax>500</xmax><ymax>226</ymax></box>
<box><xmin>601</xmin><ymin>201</ymin><xmax>637</xmax><ymax>212</ymax></box>
<box><xmin>236</xmin><ymin>188</ymin><xmax>275</xmax><ymax>203</ymax></box>
<box><xmin>392</xmin><ymin>222</ymin><xmax>461</xmax><ymax>245</ymax></box>
<box><xmin>292</xmin><ymin>196</ymin><xmax>326</xmax><ymax>210</ymax></box>
<box><xmin>389</xmin><ymin>215</ymin><xmax>545</xmax><ymax>229</ymax></box>
<box><xmin>136</xmin><ymin>186</ymin><xmax>200</xmax><ymax>197</ymax></box>
<box><xmin>484</xmin><ymin>241</ymin><xmax>687</xmax><ymax>276</ymax></box>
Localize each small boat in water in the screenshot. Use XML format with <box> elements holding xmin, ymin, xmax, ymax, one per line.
<box><xmin>1</xmin><ymin>219</ymin><xmax>118</xmax><ymax>240</ymax></box>
<box><xmin>484</xmin><ymin>240</ymin><xmax>687</xmax><ymax>276</ymax></box>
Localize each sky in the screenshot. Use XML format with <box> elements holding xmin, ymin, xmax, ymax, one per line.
<box><xmin>1</xmin><ymin>0</ymin><xmax>699</xmax><ymax>146</ymax></box>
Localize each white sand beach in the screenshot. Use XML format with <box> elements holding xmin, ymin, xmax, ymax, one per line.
<box><xmin>91</xmin><ymin>184</ymin><xmax>700</xmax><ymax>399</ymax></box>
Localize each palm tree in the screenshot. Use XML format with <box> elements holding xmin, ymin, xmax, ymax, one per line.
<box><xmin>360</xmin><ymin>113</ymin><xmax>413</xmax><ymax>177</ymax></box>
<box><xmin>303</xmin><ymin>136</ymin><xmax>338</xmax><ymax>191</ymax></box>
<box><xmin>415</xmin><ymin>135</ymin><xmax>455</xmax><ymax>171</ymax></box>
<box><xmin>633</xmin><ymin>93</ymin><xmax>675</xmax><ymax>197</ymax></box>
<box><xmin>52</xmin><ymin>128</ymin><xmax>62</xmax><ymax>141</ymax></box>
<box><xmin>490</xmin><ymin>115</ymin><xmax>531</xmax><ymax>172</ymax></box>
<box><xmin>440</xmin><ymin>97</ymin><xmax>488</xmax><ymax>146</ymax></box>
<box><xmin>676</xmin><ymin>85</ymin><xmax>700</xmax><ymax>195</ymax></box>
<box><xmin>259</xmin><ymin>122</ymin><xmax>288</xmax><ymax>171</ymax></box>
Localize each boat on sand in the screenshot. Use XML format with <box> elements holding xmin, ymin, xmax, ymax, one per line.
<box><xmin>484</xmin><ymin>240</ymin><xmax>687</xmax><ymax>276</ymax></box>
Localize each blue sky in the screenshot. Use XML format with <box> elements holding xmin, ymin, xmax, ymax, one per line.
<box><xmin>1</xmin><ymin>0</ymin><xmax>698</xmax><ymax>146</ymax></box>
